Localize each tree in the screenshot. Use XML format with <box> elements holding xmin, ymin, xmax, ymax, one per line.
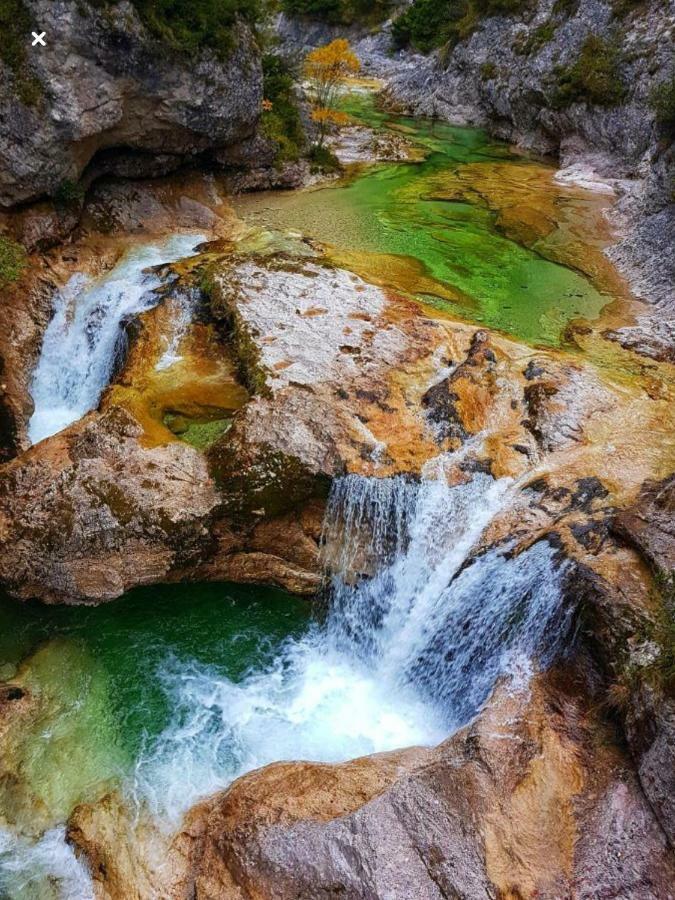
<box><xmin>303</xmin><ymin>39</ymin><xmax>360</xmax><ymax>147</ymax></box>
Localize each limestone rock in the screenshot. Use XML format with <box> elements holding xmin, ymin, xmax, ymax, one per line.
<box><xmin>0</xmin><ymin>407</ymin><xmax>220</xmax><ymax>603</ymax></box>
<box><xmin>76</xmin><ymin>671</ymin><xmax>675</xmax><ymax>899</ymax></box>
<box><xmin>614</xmin><ymin>474</ymin><xmax>675</xmax><ymax>583</ymax></box>
<box><xmin>0</xmin><ymin>0</ymin><xmax>262</xmax><ymax>207</ymax></box>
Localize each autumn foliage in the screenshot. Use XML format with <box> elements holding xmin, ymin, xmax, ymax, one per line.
<box><xmin>304</xmin><ymin>39</ymin><xmax>360</xmax><ymax>146</ymax></box>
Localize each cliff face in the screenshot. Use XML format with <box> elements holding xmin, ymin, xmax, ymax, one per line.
<box><xmin>0</xmin><ymin>0</ymin><xmax>263</xmax><ymax>208</ymax></box>
<box><xmin>384</xmin><ymin>0</ymin><xmax>671</xmax><ymax>168</ymax></box>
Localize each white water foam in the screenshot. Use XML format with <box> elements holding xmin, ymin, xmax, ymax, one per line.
<box><xmin>27</xmin><ymin>233</ymin><xmax>205</xmax><ymax>445</ymax></box>
<box><xmin>0</xmin><ymin>827</ymin><xmax>94</xmax><ymax>900</ymax></box>
<box><xmin>0</xmin><ymin>457</ymin><xmax>572</xmax><ymax>895</ymax></box>
<box><xmin>131</xmin><ymin>456</ymin><xmax>570</xmax><ymax>825</ymax></box>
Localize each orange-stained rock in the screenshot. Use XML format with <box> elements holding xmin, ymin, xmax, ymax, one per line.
<box><xmin>68</xmin><ymin>671</ymin><xmax>675</xmax><ymax>900</ymax></box>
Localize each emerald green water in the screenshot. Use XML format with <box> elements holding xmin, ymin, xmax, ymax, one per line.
<box><xmin>236</xmin><ymin>90</ymin><xmax>613</xmax><ymax>347</ymax></box>
<box><xmin>0</xmin><ymin>584</ymin><xmax>310</xmax><ymax>827</ymax></box>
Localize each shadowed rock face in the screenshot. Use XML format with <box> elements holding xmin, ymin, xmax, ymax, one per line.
<box><xmin>614</xmin><ymin>475</ymin><xmax>675</xmax><ymax>586</ymax></box>
<box><xmin>0</xmin><ymin>0</ymin><xmax>262</xmax><ymax>207</ymax></box>
<box><xmin>67</xmin><ymin>669</ymin><xmax>675</xmax><ymax>899</ymax></box>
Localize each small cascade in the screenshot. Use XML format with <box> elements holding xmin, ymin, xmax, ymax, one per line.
<box><xmin>131</xmin><ymin>456</ymin><xmax>571</xmax><ymax>824</ymax></box>
<box><xmin>323</xmin><ymin>459</ymin><xmax>570</xmax><ymax>725</ymax></box>
<box><xmin>155</xmin><ymin>284</ymin><xmax>202</xmax><ymax>371</ymax></box>
<box><xmin>27</xmin><ymin>234</ymin><xmax>205</xmax><ymax>445</ymax></box>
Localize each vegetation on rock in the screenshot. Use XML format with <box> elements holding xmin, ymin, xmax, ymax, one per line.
<box><xmin>308</xmin><ymin>144</ymin><xmax>342</xmax><ymax>172</ymax></box>
<box><xmin>0</xmin><ymin>0</ymin><xmax>43</xmax><ymax>104</ymax></box>
<box><xmin>280</xmin><ymin>0</ymin><xmax>392</xmax><ymax>26</ymax></box>
<box><xmin>513</xmin><ymin>19</ymin><xmax>556</xmax><ymax>55</ymax></box>
<box><xmin>89</xmin><ymin>0</ymin><xmax>263</xmax><ymax>55</ymax></box>
<box><xmin>262</xmin><ymin>54</ymin><xmax>306</xmax><ymax>165</ymax></box>
<box><xmin>0</xmin><ymin>237</ymin><xmax>27</xmax><ymax>287</ymax></box>
<box><xmin>553</xmin><ymin>34</ymin><xmax>626</xmax><ymax>107</ymax></box>
<box><xmin>651</xmin><ymin>74</ymin><xmax>675</xmax><ymax>138</ymax></box>
<box><xmin>53</xmin><ymin>179</ymin><xmax>86</xmax><ymax>210</ymax></box>
<box><xmin>392</xmin><ymin>0</ymin><xmax>532</xmax><ymax>53</ymax></box>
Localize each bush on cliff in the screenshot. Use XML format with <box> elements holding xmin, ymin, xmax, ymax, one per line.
<box><xmin>553</xmin><ymin>35</ymin><xmax>626</xmax><ymax>108</ymax></box>
<box><xmin>281</xmin><ymin>0</ymin><xmax>392</xmax><ymax>26</ymax></box>
<box><xmin>0</xmin><ymin>0</ymin><xmax>43</xmax><ymax>104</ymax></box>
<box><xmin>392</xmin><ymin>0</ymin><xmax>531</xmax><ymax>53</ymax></box>
<box><xmin>0</xmin><ymin>237</ymin><xmax>27</xmax><ymax>287</ymax></box>
<box><xmin>651</xmin><ymin>75</ymin><xmax>675</xmax><ymax>139</ymax></box>
<box><xmin>86</xmin><ymin>0</ymin><xmax>263</xmax><ymax>55</ymax></box>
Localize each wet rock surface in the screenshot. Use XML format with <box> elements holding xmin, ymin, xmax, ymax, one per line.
<box><xmin>68</xmin><ymin>670</ymin><xmax>675</xmax><ymax>899</ymax></box>
<box><xmin>614</xmin><ymin>474</ymin><xmax>675</xmax><ymax>584</ymax></box>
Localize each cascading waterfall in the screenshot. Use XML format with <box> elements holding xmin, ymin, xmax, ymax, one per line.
<box><xmin>0</xmin><ymin>456</ymin><xmax>573</xmax><ymax>898</ymax></box>
<box><xmin>131</xmin><ymin>456</ymin><xmax>571</xmax><ymax>824</ymax></box>
<box><xmin>27</xmin><ymin>233</ymin><xmax>205</xmax><ymax>445</ymax></box>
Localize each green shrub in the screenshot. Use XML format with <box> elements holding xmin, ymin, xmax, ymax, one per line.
<box><xmin>552</xmin><ymin>0</ymin><xmax>578</xmax><ymax>15</ymax></box>
<box><xmin>281</xmin><ymin>0</ymin><xmax>392</xmax><ymax>26</ymax></box>
<box><xmin>53</xmin><ymin>179</ymin><xmax>86</xmax><ymax>209</ymax></box>
<box><xmin>514</xmin><ymin>20</ymin><xmax>556</xmax><ymax>55</ymax></box>
<box><xmin>392</xmin><ymin>0</ymin><xmax>470</xmax><ymax>52</ymax></box>
<box><xmin>553</xmin><ymin>35</ymin><xmax>626</xmax><ymax>108</ymax></box>
<box><xmin>479</xmin><ymin>61</ymin><xmax>497</xmax><ymax>79</ymax></box>
<box><xmin>86</xmin><ymin>0</ymin><xmax>263</xmax><ymax>55</ymax></box>
<box><xmin>308</xmin><ymin>145</ymin><xmax>342</xmax><ymax>173</ymax></box>
<box><xmin>261</xmin><ymin>54</ymin><xmax>306</xmax><ymax>166</ymax></box>
<box><xmin>392</xmin><ymin>0</ymin><xmax>531</xmax><ymax>53</ymax></box>
<box><xmin>611</xmin><ymin>0</ymin><xmax>645</xmax><ymax>17</ymax></box>
<box><xmin>651</xmin><ymin>75</ymin><xmax>675</xmax><ymax>138</ymax></box>
<box><xmin>0</xmin><ymin>0</ymin><xmax>43</xmax><ymax>105</ymax></box>
<box><xmin>0</xmin><ymin>237</ymin><xmax>27</xmax><ymax>287</ymax></box>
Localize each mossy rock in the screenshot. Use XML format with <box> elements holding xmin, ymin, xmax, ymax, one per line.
<box><xmin>0</xmin><ymin>237</ymin><xmax>27</xmax><ymax>286</ymax></box>
<box><xmin>208</xmin><ymin>439</ymin><xmax>331</xmax><ymax>523</ymax></box>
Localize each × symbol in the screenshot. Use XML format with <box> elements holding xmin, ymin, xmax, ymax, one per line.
<box><xmin>31</xmin><ymin>31</ymin><xmax>46</xmax><ymax>46</ymax></box>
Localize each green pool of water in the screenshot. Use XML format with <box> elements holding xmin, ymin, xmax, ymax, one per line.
<box><xmin>0</xmin><ymin>584</ymin><xmax>310</xmax><ymax>827</ymax></box>
<box><xmin>236</xmin><ymin>90</ymin><xmax>613</xmax><ymax>347</ymax></box>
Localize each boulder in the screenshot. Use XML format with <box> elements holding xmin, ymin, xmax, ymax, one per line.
<box><xmin>69</xmin><ymin>670</ymin><xmax>675</xmax><ymax>898</ymax></box>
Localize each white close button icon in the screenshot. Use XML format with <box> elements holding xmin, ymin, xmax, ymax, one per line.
<box><xmin>31</xmin><ymin>31</ymin><xmax>46</xmax><ymax>47</ymax></box>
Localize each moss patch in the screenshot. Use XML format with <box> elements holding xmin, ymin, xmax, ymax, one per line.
<box><xmin>0</xmin><ymin>237</ymin><xmax>27</xmax><ymax>287</ymax></box>
<box><xmin>479</xmin><ymin>61</ymin><xmax>497</xmax><ymax>80</ymax></box>
<box><xmin>165</xmin><ymin>414</ymin><xmax>232</xmax><ymax>449</ymax></box>
<box><xmin>209</xmin><ymin>439</ymin><xmax>331</xmax><ymax>522</ymax></box>
<box><xmin>552</xmin><ymin>35</ymin><xmax>626</xmax><ymax>108</ymax></box>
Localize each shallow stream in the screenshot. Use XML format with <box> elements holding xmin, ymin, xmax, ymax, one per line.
<box><xmin>0</xmin><ymin>87</ymin><xmax>641</xmax><ymax>898</ymax></box>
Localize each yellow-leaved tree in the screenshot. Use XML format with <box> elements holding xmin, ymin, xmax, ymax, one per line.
<box><xmin>304</xmin><ymin>39</ymin><xmax>360</xmax><ymax>148</ymax></box>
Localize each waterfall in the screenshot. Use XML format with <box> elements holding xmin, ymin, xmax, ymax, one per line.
<box><xmin>132</xmin><ymin>458</ymin><xmax>571</xmax><ymax>823</ymax></box>
<box><xmin>27</xmin><ymin>234</ymin><xmax>205</xmax><ymax>445</ymax></box>
<box><xmin>323</xmin><ymin>461</ymin><xmax>571</xmax><ymax>727</ymax></box>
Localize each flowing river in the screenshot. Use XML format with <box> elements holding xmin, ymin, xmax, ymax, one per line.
<box><xmin>0</xmin><ymin>90</ymin><xmax>632</xmax><ymax>897</ymax></box>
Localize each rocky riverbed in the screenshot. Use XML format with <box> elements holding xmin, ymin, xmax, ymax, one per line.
<box><xmin>0</xmin><ymin>2</ymin><xmax>673</xmax><ymax>898</ymax></box>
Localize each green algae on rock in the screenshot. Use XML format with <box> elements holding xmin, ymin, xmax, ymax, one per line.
<box><xmin>236</xmin><ymin>91</ymin><xmax>619</xmax><ymax>349</ymax></box>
